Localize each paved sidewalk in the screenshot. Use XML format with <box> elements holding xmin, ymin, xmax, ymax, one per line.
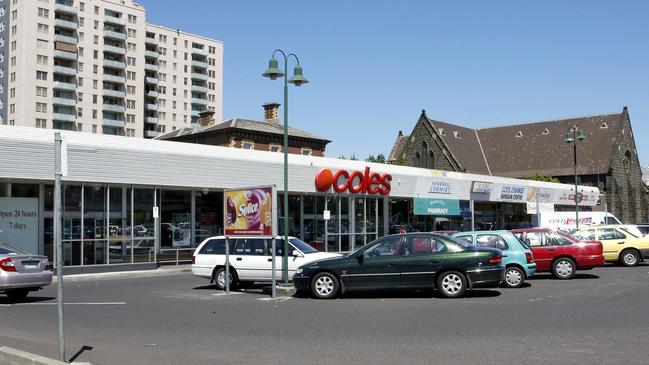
<box><xmin>53</xmin><ymin>264</ymin><xmax>192</xmax><ymax>283</ymax></box>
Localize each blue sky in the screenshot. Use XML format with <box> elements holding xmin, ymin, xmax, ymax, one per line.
<box><xmin>140</xmin><ymin>0</ymin><xmax>649</xmax><ymax>164</ymax></box>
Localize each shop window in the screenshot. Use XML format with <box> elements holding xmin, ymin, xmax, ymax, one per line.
<box><xmin>195</xmin><ymin>190</ymin><xmax>223</xmax><ymax>244</ymax></box>
<box><xmin>160</xmin><ymin>190</ymin><xmax>192</xmax><ymax>248</ymax></box>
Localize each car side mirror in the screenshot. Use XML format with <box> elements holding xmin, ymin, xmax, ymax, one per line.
<box><xmin>292</xmin><ymin>251</ymin><xmax>302</xmax><ymax>257</ymax></box>
<box><xmin>356</xmin><ymin>253</ymin><xmax>364</xmax><ymax>264</ymax></box>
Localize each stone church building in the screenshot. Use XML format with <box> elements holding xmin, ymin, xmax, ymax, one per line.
<box><xmin>388</xmin><ymin>107</ymin><xmax>648</xmax><ymax>224</ymax></box>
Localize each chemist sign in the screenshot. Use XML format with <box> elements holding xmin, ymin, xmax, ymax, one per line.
<box><xmin>414</xmin><ymin>198</ymin><xmax>460</xmax><ymax>216</ymax></box>
<box><xmin>0</xmin><ymin>198</ymin><xmax>39</xmax><ymax>254</ymax></box>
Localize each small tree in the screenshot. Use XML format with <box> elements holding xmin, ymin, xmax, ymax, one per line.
<box><xmin>523</xmin><ymin>172</ymin><xmax>560</xmax><ymax>183</ymax></box>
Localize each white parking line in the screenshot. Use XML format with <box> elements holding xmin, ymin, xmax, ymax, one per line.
<box><xmin>257</xmin><ymin>297</ymin><xmax>293</xmax><ymax>302</ymax></box>
<box><xmin>0</xmin><ymin>302</ymin><xmax>127</xmax><ymax>307</ymax></box>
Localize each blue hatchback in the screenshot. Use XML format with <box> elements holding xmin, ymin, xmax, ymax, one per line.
<box><xmin>453</xmin><ymin>230</ymin><xmax>536</xmax><ymax>288</ymax></box>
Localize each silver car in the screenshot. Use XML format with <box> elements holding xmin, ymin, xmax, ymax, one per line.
<box><xmin>0</xmin><ymin>242</ymin><xmax>52</xmax><ymax>300</ymax></box>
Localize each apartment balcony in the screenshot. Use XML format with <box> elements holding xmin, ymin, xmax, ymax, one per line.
<box><xmin>54</xmin><ymin>3</ymin><xmax>78</xmax><ymax>15</ymax></box>
<box><xmin>145</xmin><ymin>117</ymin><xmax>159</xmax><ymax>124</ymax></box>
<box><xmin>191</xmin><ymin>98</ymin><xmax>208</xmax><ymax>106</ymax></box>
<box><xmin>102</xmin><ymin>118</ymin><xmax>126</xmax><ymax>128</ymax></box>
<box><xmin>52</xmin><ymin>112</ymin><xmax>77</xmax><ymax>122</ymax></box>
<box><xmin>53</xmin><ymin>65</ymin><xmax>77</xmax><ymax>76</ymax></box>
<box><xmin>144</xmin><ymin>130</ymin><xmax>160</xmax><ymax>138</ymax></box>
<box><xmin>53</xmin><ymin>81</ymin><xmax>77</xmax><ymax>91</ymax></box>
<box><xmin>191</xmin><ymin>85</ymin><xmax>209</xmax><ymax>93</ymax></box>
<box><xmin>143</xmin><ymin>63</ymin><xmax>159</xmax><ymax>72</ymax></box>
<box><xmin>53</xmin><ymin>50</ymin><xmax>77</xmax><ymax>60</ymax></box>
<box><xmin>191</xmin><ymin>72</ymin><xmax>209</xmax><ymax>81</ymax></box>
<box><xmin>54</xmin><ymin>34</ymin><xmax>78</xmax><ymax>44</ymax></box>
<box><xmin>103</xmin><ymin>89</ymin><xmax>126</xmax><ymax>98</ymax></box>
<box><xmin>104</xmin><ymin>15</ymin><xmax>127</xmax><ymax>26</ymax></box>
<box><xmin>102</xmin><ymin>104</ymin><xmax>126</xmax><ymax>113</ymax></box>
<box><xmin>54</xmin><ymin>18</ymin><xmax>78</xmax><ymax>30</ymax></box>
<box><xmin>145</xmin><ymin>37</ymin><xmax>159</xmax><ymax>46</ymax></box>
<box><xmin>52</xmin><ymin>97</ymin><xmax>77</xmax><ymax>107</ymax></box>
<box><xmin>145</xmin><ymin>90</ymin><xmax>159</xmax><ymax>97</ymax></box>
<box><xmin>191</xmin><ymin>60</ymin><xmax>209</xmax><ymax>69</ymax></box>
<box><xmin>145</xmin><ymin>103</ymin><xmax>159</xmax><ymax>111</ymax></box>
<box><xmin>103</xmin><ymin>29</ymin><xmax>127</xmax><ymax>41</ymax></box>
<box><xmin>191</xmin><ymin>47</ymin><xmax>207</xmax><ymax>56</ymax></box>
<box><xmin>144</xmin><ymin>50</ymin><xmax>158</xmax><ymax>58</ymax></box>
<box><xmin>145</xmin><ymin>76</ymin><xmax>159</xmax><ymax>85</ymax></box>
<box><xmin>103</xmin><ymin>59</ymin><xmax>126</xmax><ymax>69</ymax></box>
<box><xmin>104</xmin><ymin>44</ymin><xmax>126</xmax><ymax>55</ymax></box>
<box><xmin>102</xmin><ymin>74</ymin><xmax>126</xmax><ymax>83</ymax></box>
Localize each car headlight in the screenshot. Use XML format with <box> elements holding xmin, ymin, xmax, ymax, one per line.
<box><xmin>296</xmin><ymin>268</ymin><xmax>303</xmax><ymax>274</ymax></box>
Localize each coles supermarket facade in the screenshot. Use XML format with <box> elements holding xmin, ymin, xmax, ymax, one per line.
<box><xmin>0</xmin><ymin>126</ymin><xmax>599</xmax><ymax>268</ymax></box>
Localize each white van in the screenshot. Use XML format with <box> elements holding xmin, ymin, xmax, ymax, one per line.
<box><xmin>192</xmin><ymin>236</ymin><xmax>341</xmax><ymax>289</ymax></box>
<box><xmin>534</xmin><ymin>211</ymin><xmax>621</xmax><ymax>231</ymax></box>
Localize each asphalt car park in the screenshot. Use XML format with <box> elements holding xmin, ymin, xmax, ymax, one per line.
<box><xmin>1</xmin><ymin>264</ymin><xmax>648</xmax><ymax>365</ymax></box>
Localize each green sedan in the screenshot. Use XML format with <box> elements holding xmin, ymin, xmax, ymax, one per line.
<box><xmin>293</xmin><ymin>233</ymin><xmax>504</xmax><ymax>299</ymax></box>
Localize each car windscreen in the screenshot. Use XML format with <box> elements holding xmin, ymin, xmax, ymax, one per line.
<box><xmin>289</xmin><ymin>238</ymin><xmax>318</xmax><ymax>254</ymax></box>
<box><xmin>619</xmin><ymin>227</ymin><xmax>640</xmax><ymax>238</ymax></box>
<box><xmin>0</xmin><ymin>243</ymin><xmax>29</xmax><ymax>255</ymax></box>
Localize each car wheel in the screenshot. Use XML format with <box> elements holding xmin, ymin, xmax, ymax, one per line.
<box><xmin>214</xmin><ymin>267</ymin><xmax>238</xmax><ymax>290</ymax></box>
<box><xmin>6</xmin><ymin>289</ymin><xmax>29</xmax><ymax>300</ymax></box>
<box><xmin>437</xmin><ymin>271</ymin><xmax>467</xmax><ymax>298</ymax></box>
<box><xmin>503</xmin><ymin>266</ymin><xmax>525</xmax><ymax>288</ymax></box>
<box><xmin>619</xmin><ymin>249</ymin><xmax>639</xmax><ymax>267</ymax></box>
<box><xmin>311</xmin><ymin>272</ymin><xmax>339</xmax><ymax>299</ymax></box>
<box><xmin>552</xmin><ymin>257</ymin><xmax>576</xmax><ymax>280</ymax></box>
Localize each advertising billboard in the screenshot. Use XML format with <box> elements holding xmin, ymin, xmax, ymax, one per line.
<box><xmin>224</xmin><ymin>186</ymin><xmax>277</xmax><ymax>237</ymax></box>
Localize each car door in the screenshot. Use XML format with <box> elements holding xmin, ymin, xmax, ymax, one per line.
<box><xmin>399</xmin><ymin>234</ymin><xmax>446</xmax><ymax>288</ymax></box>
<box><xmin>347</xmin><ymin>235</ymin><xmax>403</xmax><ymax>289</ymax></box>
<box><xmin>273</xmin><ymin>239</ymin><xmax>305</xmax><ymax>279</ymax></box>
<box><xmin>596</xmin><ymin>228</ymin><xmax>626</xmax><ymax>261</ymax></box>
<box><xmin>525</xmin><ymin>232</ymin><xmax>552</xmax><ymax>271</ymax></box>
<box><xmin>232</xmin><ymin>238</ymin><xmax>272</xmax><ymax>281</ymax></box>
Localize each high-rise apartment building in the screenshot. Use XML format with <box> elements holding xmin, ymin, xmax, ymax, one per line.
<box><xmin>0</xmin><ymin>0</ymin><xmax>223</xmax><ymax>138</ymax></box>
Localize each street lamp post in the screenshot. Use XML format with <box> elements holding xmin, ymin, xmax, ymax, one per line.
<box><xmin>262</xmin><ymin>50</ymin><xmax>309</xmax><ymax>284</ymax></box>
<box><xmin>564</xmin><ymin>128</ymin><xmax>586</xmax><ymax>229</ymax></box>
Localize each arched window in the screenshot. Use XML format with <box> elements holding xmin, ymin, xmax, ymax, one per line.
<box><xmin>428</xmin><ymin>150</ymin><xmax>435</xmax><ymax>169</ymax></box>
<box><xmin>623</xmin><ymin>150</ymin><xmax>632</xmax><ymax>173</ymax></box>
<box><xmin>421</xmin><ymin>142</ymin><xmax>428</xmax><ymax>168</ymax></box>
<box><xmin>414</xmin><ymin>152</ymin><xmax>421</xmax><ymax>167</ymax></box>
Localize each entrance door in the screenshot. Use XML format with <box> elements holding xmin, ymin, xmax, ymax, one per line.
<box><xmin>400</xmin><ymin>234</ymin><xmax>446</xmax><ymax>287</ymax></box>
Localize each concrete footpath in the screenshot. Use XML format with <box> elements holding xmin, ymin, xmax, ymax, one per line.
<box><xmin>53</xmin><ymin>264</ymin><xmax>192</xmax><ymax>283</ymax></box>
<box><xmin>0</xmin><ymin>346</ymin><xmax>91</xmax><ymax>365</ymax></box>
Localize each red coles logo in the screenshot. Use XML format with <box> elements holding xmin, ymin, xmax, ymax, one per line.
<box><xmin>314</xmin><ymin>167</ymin><xmax>392</xmax><ymax>195</ymax></box>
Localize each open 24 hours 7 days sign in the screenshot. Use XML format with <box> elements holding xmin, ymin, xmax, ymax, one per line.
<box><xmin>224</xmin><ymin>186</ymin><xmax>277</xmax><ymax>238</ymax></box>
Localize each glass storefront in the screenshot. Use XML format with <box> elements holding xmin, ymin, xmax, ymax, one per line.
<box><xmin>0</xmin><ymin>181</ymin><xmax>538</xmax><ymax>266</ymax></box>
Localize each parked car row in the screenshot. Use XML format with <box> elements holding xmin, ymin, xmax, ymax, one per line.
<box><xmin>192</xmin><ymin>223</ymin><xmax>649</xmax><ymax>300</ymax></box>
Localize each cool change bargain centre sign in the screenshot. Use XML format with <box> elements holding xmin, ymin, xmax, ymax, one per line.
<box><xmin>414</xmin><ymin>198</ymin><xmax>460</xmax><ymax>216</ymax></box>
<box><xmin>0</xmin><ymin>197</ymin><xmax>39</xmax><ymax>254</ymax></box>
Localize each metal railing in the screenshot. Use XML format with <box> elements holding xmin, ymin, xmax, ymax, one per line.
<box><xmin>156</xmin><ymin>248</ymin><xmax>195</xmax><ymax>265</ymax></box>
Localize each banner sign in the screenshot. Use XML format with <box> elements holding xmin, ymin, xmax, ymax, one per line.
<box><xmin>224</xmin><ymin>186</ymin><xmax>277</xmax><ymax>237</ymax></box>
<box><xmin>526</xmin><ymin>201</ymin><xmax>554</xmax><ymax>213</ymax></box>
<box><xmin>526</xmin><ymin>187</ymin><xmax>556</xmax><ymax>204</ymax></box>
<box><xmin>427</xmin><ymin>180</ymin><xmax>452</xmax><ymax>194</ymax></box>
<box><xmin>414</xmin><ymin>198</ymin><xmax>460</xmax><ymax>216</ymax></box>
<box><xmin>556</xmin><ymin>189</ymin><xmax>599</xmax><ymax>207</ymax></box>
<box><xmin>0</xmin><ymin>198</ymin><xmax>39</xmax><ymax>254</ymax></box>
<box><xmin>491</xmin><ymin>184</ymin><xmax>528</xmax><ymax>203</ymax></box>
<box><xmin>415</xmin><ymin>177</ymin><xmax>471</xmax><ymax>200</ymax></box>
<box><xmin>471</xmin><ymin>181</ymin><xmax>493</xmax><ymax>194</ymax></box>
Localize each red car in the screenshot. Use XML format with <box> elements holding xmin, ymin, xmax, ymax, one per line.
<box><xmin>511</xmin><ymin>228</ymin><xmax>604</xmax><ymax>279</ymax></box>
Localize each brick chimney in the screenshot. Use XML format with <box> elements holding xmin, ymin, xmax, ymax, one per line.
<box><xmin>263</xmin><ymin>102</ymin><xmax>281</xmax><ymax>125</ymax></box>
<box><xmin>198</xmin><ymin>110</ymin><xmax>215</xmax><ymax>127</ymax></box>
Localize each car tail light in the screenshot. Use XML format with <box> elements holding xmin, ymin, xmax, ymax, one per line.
<box><xmin>488</xmin><ymin>254</ymin><xmax>502</xmax><ymax>265</ymax></box>
<box><xmin>525</xmin><ymin>252</ymin><xmax>534</xmax><ymax>263</ymax></box>
<box><xmin>0</xmin><ymin>257</ymin><xmax>16</xmax><ymax>272</ymax></box>
<box><xmin>43</xmin><ymin>260</ymin><xmax>50</xmax><ymax>270</ymax></box>
<box><xmin>192</xmin><ymin>255</ymin><xmax>196</xmax><ymax>264</ymax></box>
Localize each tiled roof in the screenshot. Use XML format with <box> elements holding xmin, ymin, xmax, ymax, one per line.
<box><xmin>157</xmin><ymin>118</ymin><xmax>330</xmax><ymax>142</ymax></box>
